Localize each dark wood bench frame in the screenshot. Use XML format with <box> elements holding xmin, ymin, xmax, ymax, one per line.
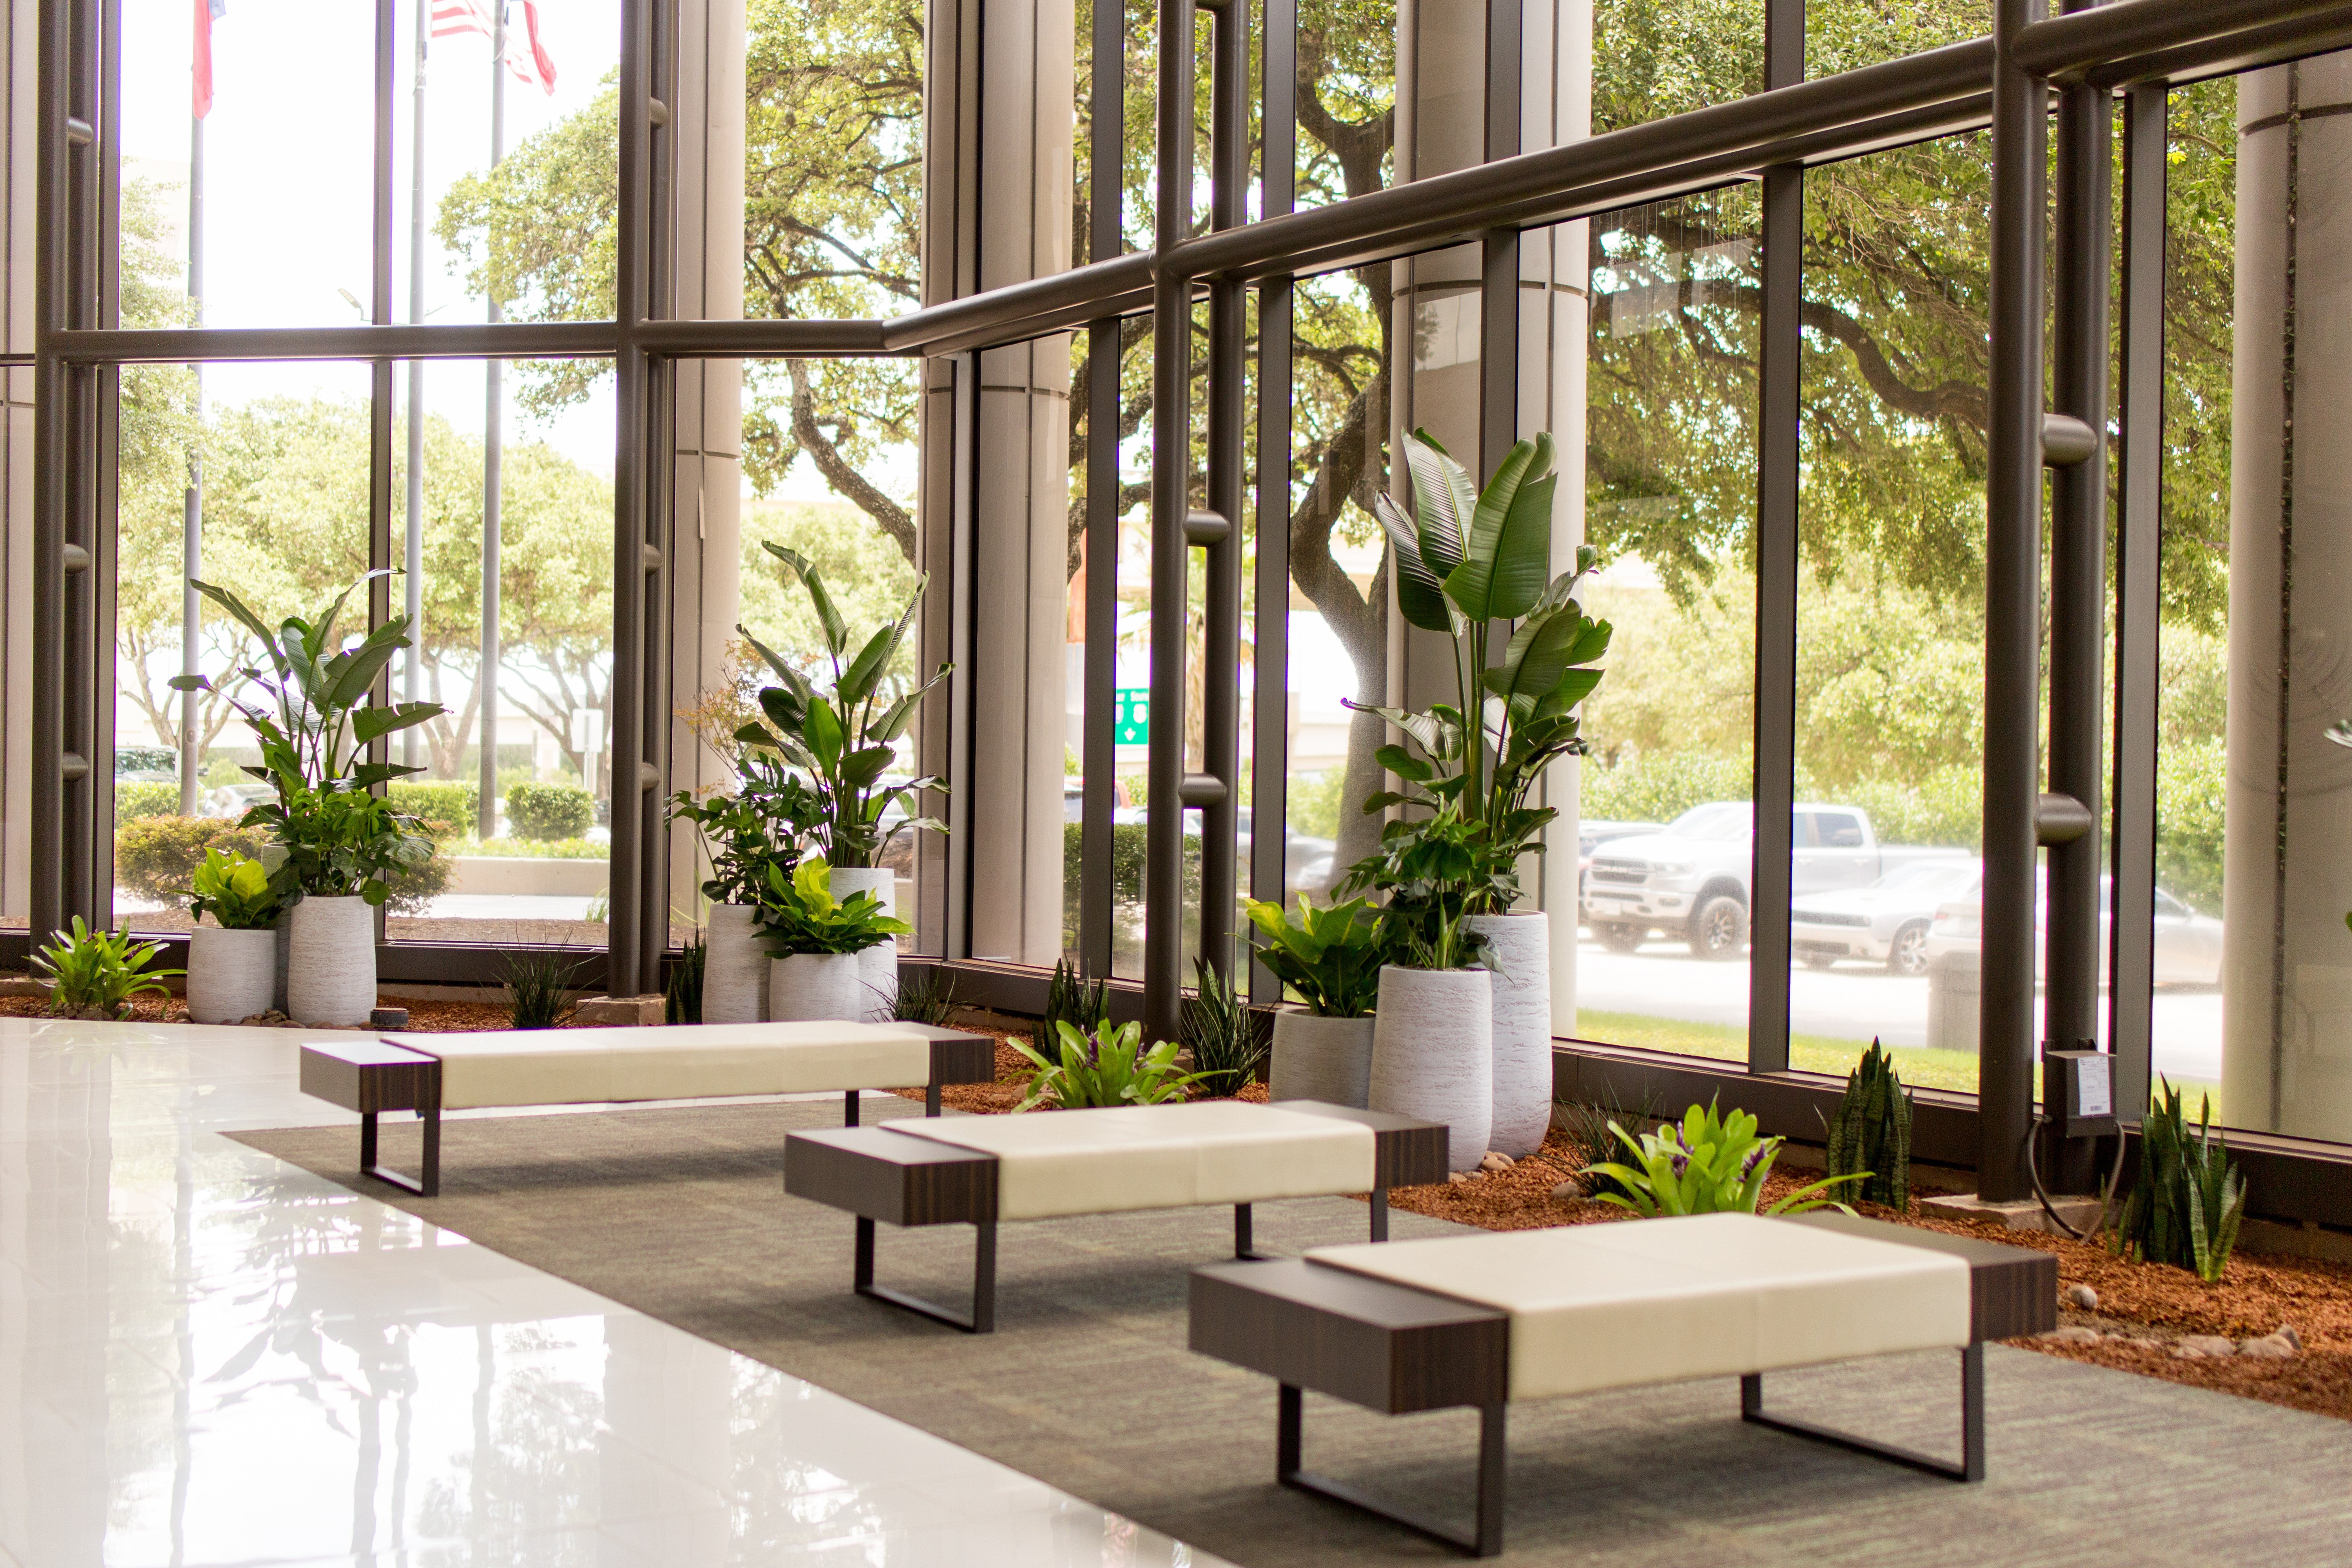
<box><xmin>1187</xmin><ymin>1210</ymin><xmax>2056</xmax><ymax>1558</ymax></box>
<box><xmin>298</xmin><ymin>1025</ymin><xmax>996</xmax><ymax>1198</ymax></box>
<box><xmin>783</xmin><ymin>1101</ymin><xmax>1450</xmax><ymax>1335</ymax></box>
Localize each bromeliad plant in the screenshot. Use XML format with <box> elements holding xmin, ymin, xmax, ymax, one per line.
<box><xmin>169</xmin><ymin>570</ymin><xmax>443</xmax><ymax>906</ymax></box>
<box><xmin>1243</xmin><ymin>894</ymin><xmax>1385</xmax><ymax>1016</ymax></box>
<box><xmin>1351</xmin><ymin>430</ymin><xmax>1613</xmax><ymax>915</ymax></box>
<box><xmin>737</xmin><ymin>542</ymin><xmax>951</xmax><ymax>869</ymax></box>
<box><xmin>182</xmin><ymin>848</ymin><xmax>283</xmax><ymax>931</ymax></box>
<box><xmin>1010</xmin><ymin>1018</ymin><xmax>1209</xmax><ymax>1111</ymax></box>
<box><xmin>2107</xmin><ymin>1079</ymin><xmax>2247</xmax><ymax>1283</ymax></box>
<box><xmin>755</xmin><ymin>857</ymin><xmax>913</xmax><ymax>957</ymax></box>
<box><xmin>33</xmin><ymin>918</ymin><xmax>183</xmax><ymax>1019</ymax></box>
<box><xmin>1582</xmin><ymin>1100</ymin><xmax>1866</xmax><ymax>1217</ymax></box>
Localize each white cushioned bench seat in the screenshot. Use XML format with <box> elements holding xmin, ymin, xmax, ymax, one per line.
<box><xmin>1307</xmin><ymin>1212</ymin><xmax>1972</xmax><ymax>1401</ymax></box>
<box><xmin>390</xmin><ymin>1021</ymin><xmax>939</xmax><ymax>1110</ymax></box>
<box><xmin>890</xmin><ymin>1100</ymin><xmax>1379</xmax><ymax>1221</ymax></box>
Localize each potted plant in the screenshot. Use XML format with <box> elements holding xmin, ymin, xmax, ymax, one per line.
<box><xmin>170</xmin><ymin>570</ymin><xmax>443</xmax><ymax>1025</ymax></box>
<box><xmin>735</xmin><ymin>542</ymin><xmax>951</xmax><ymax>1017</ymax></box>
<box><xmin>180</xmin><ymin>848</ymin><xmax>283</xmax><ymax>1023</ymax></box>
<box><xmin>1245</xmin><ymin>893</ymin><xmax>1384</xmax><ymax>1107</ymax></box>
<box><xmin>1356</xmin><ymin>429</ymin><xmax>1611</xmax><ymax>1156</ymax></box>
<box><xmin>1343</xmin><ymin>802</ymin><xmax>1495</xmax><ymax>1171</ymax></box>
<box><xmin>756</xmin><ymin>857</ymin><xmax>912</xmax><ymax>1022</ymax></box>
<box><xmin>669</xmin><ymin>757</ymin><xmax>819</xmax><ymax>1023</ymax></box>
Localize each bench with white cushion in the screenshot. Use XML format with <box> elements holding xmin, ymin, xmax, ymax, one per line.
<box><xmin>784</xmin><ymin>1099</ymin><xmax>1449</xmax><ymax>1333</ymax></box>
<box><xmin>299</xmin><ymin>1021</ymin><xmax>994</xmax><ymax>1197</ymax></box>
<box><xmin>1189</xmin><ymin>1211</ymin><xmax>2056</xmax><ymax>1557</ymax></box>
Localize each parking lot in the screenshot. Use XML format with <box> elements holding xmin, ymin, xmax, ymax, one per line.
<box><xmin>1571</xmin><ymin>933</ymin><xmax>2224</xmax><ymax>1086</ymax></box>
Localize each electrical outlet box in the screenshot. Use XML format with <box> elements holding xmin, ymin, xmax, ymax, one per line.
<box><xmin>2043</xmin><ymin>1047</ymin><xmax>2118</xmax><ymax>1139</ymax></box>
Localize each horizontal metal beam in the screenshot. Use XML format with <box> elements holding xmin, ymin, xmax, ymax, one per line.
<box><xmin>2085</xmin><ymin>12</ymin><xmax>2352</xmax><ymax>88</ymax></box>
<box><xmin>632</xmin><ymin>317</ymin><xmax>894</xmax><ymax>356</ymax></box>
<box><xmin>2015</xmin><ymin>0</ymin><xmax>2352</xmax><ymax>79</ymax></box>
<box><xmin>51</xmin><ymin>321</ymin><xmax>621</xmax><ymax>364</ymax></box>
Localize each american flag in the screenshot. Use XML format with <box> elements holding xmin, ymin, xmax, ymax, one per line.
<box><xmin>431</xmin><ymin>0</ymin><xmax>557</xmax><ymax>96</ymax></box>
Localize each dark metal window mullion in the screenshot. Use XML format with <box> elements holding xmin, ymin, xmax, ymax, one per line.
<box><xmin>1200</xmin><ymin>0</ymin><xmax>1249</xmax><ymax>986</ymax></box>
<box><xmin>608</xmin><ymin>0</ymin><xmax>656</xmax><ymax>995</ymax></box>
<box><xmin>1077</xmin><ymin>0</ymin><xmax>1126</xmax><ymax>980</ymax></box>
<box><xmin>2107</xmin><ymin>80</ymin><xmax>2168</xmax><ymax>1126</ymax></box>
<box><xmin>1748</xmin><ymin>0</ymin><xmax>1804</xmax><ymax>1075</ymax></box>
<box><xmin>29</xmin><ymin>0</ymin><xmax>78</xmax><ymax>946</ymax></box>
<box><xmin>368</xmin><ymin>0</ymin><xmax>397</xmax><ymax>949</ymax></box>
<box><xmin>637</xmin><ymin>0</ymin><xmax>678</xmax><ymax>987</ymax></box>
<box><xmin>1248</xmin><ymin>0</ymin><xmax>1298</xmax><ymax>1003</ymax></box>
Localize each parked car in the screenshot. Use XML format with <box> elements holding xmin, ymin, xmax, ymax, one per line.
<box><xmin>1577</xmin><ymin>819</ymin><xmax>1663</xmax><ymax>904</ymax></box>
<box><xmin>1789</xmin><ymin>858</ymin><xmax>1984</xmax><ymax>975</ymax></box>
<box><xmin>1582</xmin><ymin>801</ymin><xmax>1969</xmax><ymax>960</ymax></box>
<box><xmin>1922</xmin><ymin>871</ymin><xmax>2223</xmax><ymax>987</ymax></box>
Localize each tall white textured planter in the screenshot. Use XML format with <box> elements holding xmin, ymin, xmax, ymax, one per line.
<box><xmin>286</xmin><ymin>895</ymin><xmax>375</xmax><ymax>1026</ymax></box>
<box><xmin>1369</xmin><ymin>965</ymin><xmax>1492</xmax><ymax>1172</ymax></box>
<box><xmin>1270</xmin><ymin>1009</ymin><xmax>1376</xmax><ymax>1108</ymax></box>
<box><xmin>829</xmin><ymin>866</ymin><xmax>898</xmax><ymax>1022</ymax></box>
<box><xmin>703</xmin><ymin>903</ymin><xmax>767</xmax><ymax>1023</ymax></box>
<box><xmin>767</xmin><ymin>952</ymin><xmax>864</xmax><ymax>1022</ymax></box>
<box><xmin>1465</xmin><ymin>910</ymin><xmax>1553</xmax><ymax>1157</ymax></box>
<box><xmin>187</xmin><ymin>925</ymin><xmax>277</xmax><ymax>1024</ymax></box>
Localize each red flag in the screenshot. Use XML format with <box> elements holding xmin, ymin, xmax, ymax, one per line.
<box><xmin>513</xmin><ymin>2</ymin><xmax>557</xmax><ymax>96</ymax></box>
<box><xmin>432</xmin><ymin>0</ymin><xmax>555</xmax><ymax>97</ymax></box>
<box><xmin>192</xmin><ymin>0</ymin><xmax>224</xmax><ymax>119</ymax></box>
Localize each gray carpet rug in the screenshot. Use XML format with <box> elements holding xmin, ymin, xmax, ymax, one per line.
<box><xmin>232</xmin><ymin>1098</ymin><xmax>2352</xmax><ymax>1567</ymax></box>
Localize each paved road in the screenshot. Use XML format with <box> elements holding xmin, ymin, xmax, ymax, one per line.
<box><xmin>1570</xmin><ymin>936</ymin><xmax>2223</xmax><ymax>1083</ymax></box>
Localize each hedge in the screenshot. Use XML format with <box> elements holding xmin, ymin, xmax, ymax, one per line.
<box><xmin>115</xmin><ymin>816</ymin><xmax>267</xmax><ymax>906</ymax></box>
<box><xmin>507</xmin><ymin>781</ymin><xmax>595</xmax><ymax>842</ymax></box>
<box><xmin>386</xmin><ymin>780</ymin><xmax>479</xmax><ymax>842</ymax></box>
<box><xmin>115</xmin><ymin>781</ymin><xmax>183</xmax><ymax>822</ymax></box>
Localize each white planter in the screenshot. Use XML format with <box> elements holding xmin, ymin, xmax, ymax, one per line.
<box><xmin>766</xmin><ymin>951</ymin><xmax>865</xmax><ymax>1022</ymax></box>
<box><xmin>187</xmin><ymin>924</ymin><xmax>278</xmax><ymax>1025</ymax></box>
<box><xmin>1369</xmin><ymin>965</ymin><xmax>1493</xmax><ymax>1172</ymax></box>
<box><xmin>285</xmin><ymin>895</ymin><xmax>375</xmax><ymax>1027</ymax></box>
<box><xmin>829</xmin><ymin>866</ymin><xmax>898</xmax><ymax>1022</ymax></box>
<box><xmin>1465</xmin><ymin>910</ymin><xmax>1553</xmax><ymax>1157</ymax></box>
<box><xmin>1270</xmin><ymin>1009</ymin><xmax>1376</xmax><ymax>1108</ymax></box>
<box><xmin>703</xmin><ymin>902</ymin><xmax>768</xmax><ymax>1024</ymax></box>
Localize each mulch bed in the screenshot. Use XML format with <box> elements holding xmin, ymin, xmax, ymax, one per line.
<box><xmin>0</xmin><ymin>992</ymin><xmax>593</xmax><ymax>1031</ymax></box>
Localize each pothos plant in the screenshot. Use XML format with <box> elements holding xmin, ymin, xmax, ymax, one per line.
<box><xmin>169</xmin><ymin>570</ymin><xmax>443</xmax><ymax>906</ymax></box>
<box><xmin>736</xmin><ymin>542</ymin><xmax>951</xmax><ymax>870</ymax></box>
<box><xmin>1348</xmin><ymin>430</ymin><xmax>1613</xmax><ymax>918</ymax></box>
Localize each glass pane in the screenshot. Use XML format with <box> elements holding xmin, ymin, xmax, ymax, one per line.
<box><xmin>1808</xmin><ymin>0</ymin><xmax>1988</xmax><ymax>78</ymax></box>
<box><xmin>1296</xmin><ymin>0</ymin><xmax>1397</xmax><ymax>207</ymax></box>
<box><xmin>1594</xmin><ymin>0</ymin><xmax>1763</xmax><ymax>134</ymax></box>
<box><xmin>1573</xmin><ymin>191</ymin><xmax>1760</xmax><ymax>1060</ymax></box>
<box><xmin>1791</xmin><ymin>132</ymin><xmax>1989</xmax><ymax>1092</ymax></box>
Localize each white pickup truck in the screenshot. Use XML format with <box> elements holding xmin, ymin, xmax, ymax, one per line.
<box><xmin>1581</xmin><ymin>801</ymin><xmax>1968</xmax><ymax>960</ymax></box>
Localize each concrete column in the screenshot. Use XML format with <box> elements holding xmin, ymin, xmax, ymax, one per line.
<box><xmin>1389</xmin><ymin>0</ymin><xmax>1591</xmax><ymax>1017</ymax></box>
<box><xmin>665</xmin><ymin>0</ymin><xmax>747</xmax><ymax>944</ymax></box>
<box><xmin>2221</xmin><ymin>56</ymin><xmax>2352</xmax><ymax>1138</ymax></box>
<box><xmin>915</xmin><ymin>0</ymin><xmax>1076</xmax><ymax>964</ymax></box>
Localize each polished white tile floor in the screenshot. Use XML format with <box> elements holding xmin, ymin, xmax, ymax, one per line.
<box><xmin>0</xmin><ymin>1016</ymin><xmax>1229</xmax><ymax>1567</ymax></box>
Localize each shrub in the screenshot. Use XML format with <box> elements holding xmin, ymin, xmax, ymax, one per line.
<box><xmin>1044</xmin><ymin>957</ymin><xmax>1110</xmax><ymax>1035</ymax></box>
<box><xmin>1580</xmin><ymin>751</ymin><xmax>1753</xmax><ymax>826</ymax></box>
<box><xmin>891</xmin><ymin>963</ymin><xmax>962</xmax><ymax>1027</ymax></box>
<box><xmin>384</xmin><ymin>846</ymin><xmax>452</xmax><ymax>916</ymax></box>
<box><xmin>1822</xmin><ymin>1040</ymin><xmax>1913</xmax><ymax>1211</ymax></box>
<box><xmin>115</xmin><ymin>815</ymin><xmax>267</xmax><ymax>906</ymax></box>
<box><xmin>1581</xmin><ymin>1100</ymin><xmax>1865</xmax><ymax>1216</ymax></box>
<box><xmin>116</xmin><ymin>781</ymin><xmax>183</xmax><ymax>822</ymax></box>
<box><xmin>501</xmin><ymin>949</ymin><xmax>584</xmax><ymax>1030</ymax></box>
<box><xmin>2108</xmin><ymin>1079</ymin><xmax>2246</xmax><ymax>1282</ymax></box>
<box><xmin>387</xmin><ymin>781</ymin><xmax>478</xmax><ymax>842</ymax></box>
<box><xmin>1011</xmin><ymin>1019</ymin><xmax>1206</xmax><ymax>1110</ymax></box>
<box><xmin>506</xmin><ymin>782</ymin><xmax>595</xmax><ymax>842</ymax></box>
<box><xmin>33</xmin><ymin>918</ymin><xmax>181</xmax><ymax>1018</ymax></box>
<box><xmin>1181</xmin><ymin>956</ymin><xmax>1268</xmax><ymax>1094</ymax></box>
<box><xmin>2155</xmin><ymin>738</ymin><xmax>2225</xmax><ymax>913</ymax></box>
<box><xmin>666</xmin><ymin>939</ymin><xmax>706</xmax><ymax>1024</ymax></box>
<box><xmin>1286</xmin><ymin>768</ymin><xmax>1348</xmax><ymax>842</ymax></box>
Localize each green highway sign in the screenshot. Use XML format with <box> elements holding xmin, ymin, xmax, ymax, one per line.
<box><xmin>1114</xmin><ymin>687</ymin><xmax>1150</xmax><ymax>744</ymax></box>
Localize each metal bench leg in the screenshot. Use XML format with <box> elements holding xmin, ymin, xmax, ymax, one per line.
<box><xmin>1235</xmin><ymin>1203</ymin><xmax>1273</xmax><ymax>1260</ymax></box>
<box><xmin>1741</xmin><ymin>1342</ymin><xmax>1985</xmax><ymax>1481</ymax></box>
<box><xmin>926</xmin><ymin>1076</ymin><xmax>942</xmax><ymax>1116</ymax></box>
<box><xmin>1277</xmin><ymin>1383</ymin><xmax>1506</xmax><ymax>1558</ymax></box>
<box><xmin>1370</xmin><ymin>1187</ymin><xmax>1389</xmax><ymax>1243</ymax></box>
<box><xmin>359</xmin><ymin>1100</ymin><xmax>440</xmax><ymax>1199</ymax></box>
<box><xmin>844</xmin><ymin>1089</ymin><xmax>862</xmax><ymax>1127</ymax></box>
<box><xmin>852</xmin><ymin>1216</ymin><xmax>999</xmax><ymax>1334</ymax></box>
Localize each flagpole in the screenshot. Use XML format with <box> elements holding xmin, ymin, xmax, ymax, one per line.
<box><xmin>178</xmin><ymin>110</ymin><xmax>205</xmax><ymax>815</ymax></box>
<box><xmin>477</xmin><ymin>0</ymin><xmax>505</xmax><ymax>841</ymax></box>
<box><xmin>404</xmin><ymin>0</ymin><xmax>428</xmax><ymax>771</ymax></box>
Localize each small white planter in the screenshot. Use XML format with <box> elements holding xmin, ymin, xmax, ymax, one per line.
<box><xmin>1369</xmin><ymin>964</ymin><xmax>1493</xmax><ymax>1172</ymax></box>
<box><xmin>828</xmin><ymin>865</ymin><xmax>898</xmax><ymax>1022</ymax></box>
<box><xmin>1465</xmin><ymin>909</ymin><xmax>1553</xmax><ymax>1157</ymax></box>
<box><xmin>187</xmin><ymin>924</ymin><xmax>278</xmax><ymax>1025</ymax></box>
<box><xmin>702</xmin><ymin>902</ymin><xmax>768</xmax><ymax>1023</ymax></box>
<box><xmin>285</xmin><ymin>895</ymin><xmax>375</xmax><ymax>1026</ymax></box>
<box><xmin>766</xmin><ymin>951</ymin><xmax>865</xmax><ymax>1022</ymax></box>
<box><xmin>1270</xmin><ymin>1009</ymin><xmax>1376</xmax><ymax>1108</ymax></box>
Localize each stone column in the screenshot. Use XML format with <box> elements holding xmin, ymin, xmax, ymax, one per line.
<box><xmin>665</xmin><ymin>0</ymin><xmax>748</xmax><ymax>946</ymax></box>
<box><xmin>2220</xmin><ymin>55</ymin><xmax>2352</xmax><ymax>1138</ymax></box>
<box><xmin>1390</xmin><ymin>0</ymin><xmax>1592</xmax><ymax>1018</ymax></box>
<box><xmin>914</xmin><ymin>0</ymin><xmax>1076</xmax><ymax>964</ymax></box>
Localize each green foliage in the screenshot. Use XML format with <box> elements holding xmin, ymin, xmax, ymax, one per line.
<box><xmin>275</xmin><ymin>786</ymin><xmax>435</xmax><ymax>906</ymax></box>
<box><xmin>116</xmin><ymin>781</ymin><xmax>183</xmax><ymax>821</ymax></box>
<box><xmin>185</xmin><ymin>849</ymin><xmax>283</xmax><ymax>931</ymax></box>
<box><xmin>1579</xmin><ymin>751</ymin><xmax>1751</xmax><ymax>827</ymax></box>
<box><xmin>387</xmin><ymin>781</ymin><xmax>478</xmax><ymax>842</ymax></box>
<box><xmin>2108</xmin><ymin>1080</ymin><xmax>2247</xmax><ymax>1283</ymax></box>
<box><xmin>1010</xmin><ymin>1018</ymin><xmax>1209</xmax><ymax>1111</ymax></box>
<box><xmin>669</xmin><ymin>756</ymin><xmax>822</xmax><ymax>906</ymax></box>
<box><xmin>1243</xmin><ymin>894</ymin><xmax>1385</xmax><ymax>1017</ymax></box>
<box><xmin>33</xmin><ymin>918</ymin><xmax>182</xmax><ymax>1019</ymax></box>
<box><xmin>890</xmin><ymin>964</ymin><xmax>963</xmax><ymax>1027</ymax></box>
<box><xmin>1181</xmin><ymin>957</ymin><xmax>1269</xmax><ymax>1096</ymax></box>
<box><xmin>1043</xmin><ymin>958</ymin><xmax>1111</xmax><ymax>1038</ymax></box>
<box><xmin>115</xmin><ymin>815</ymin><xmax>267</xmax><ymax>907</ymax></box>
<box><xmin>1285</xmin><ymin>768</ymin><xmax>1348</xmax><ymax>843</ymax></box>
<box><xmin>665</xmin><ymin>939</ymin><xmax>706</xmax><ymax>1025</ymax></box>
<box><xmin>1341</xmin><ymin>804</ymin><xmax>1494</xmax><ymax>970</ymax></box>
<box><xmin>1581</xmin><ymin>1100</ymin><xmax>1864</xmax><ymax>1217</ymax></box>
<box><xmin>1554</xmin><ymin>1096</ymin><xmax>1659</xmax><ymax>1203</ymax></box>
<box><xmin>506</xmin><ymin>781</ymin><xmax>594</xmax><ymax>842</ymax></box>
<box><xmin>736</xmin><ymin>541</ymin><xmax>949</xmax><ymax>869</ymax></box>
<box><xmin>502</xmin><ymin>949</ymin><xmax>583</xmax><ymax>1031</ymax></box>
<box><xmin>755</xmin><ymin>857</ymin><xmax>911</xmax><ymax>957</ymax></box>
<box><xmin>1823</xmin><ymin>1040</ymin><xmax>1913</xmax><ymax>1211</ymax></box>
<box><xmin>2156</xmin><ymin>738</ymin><xmax>2226</xmax><ymax>914</ymax></box>
<box><xmin>464</xmin><ymin>837</ymin><xmax>606</xmax><ymax>860</ymax></box>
